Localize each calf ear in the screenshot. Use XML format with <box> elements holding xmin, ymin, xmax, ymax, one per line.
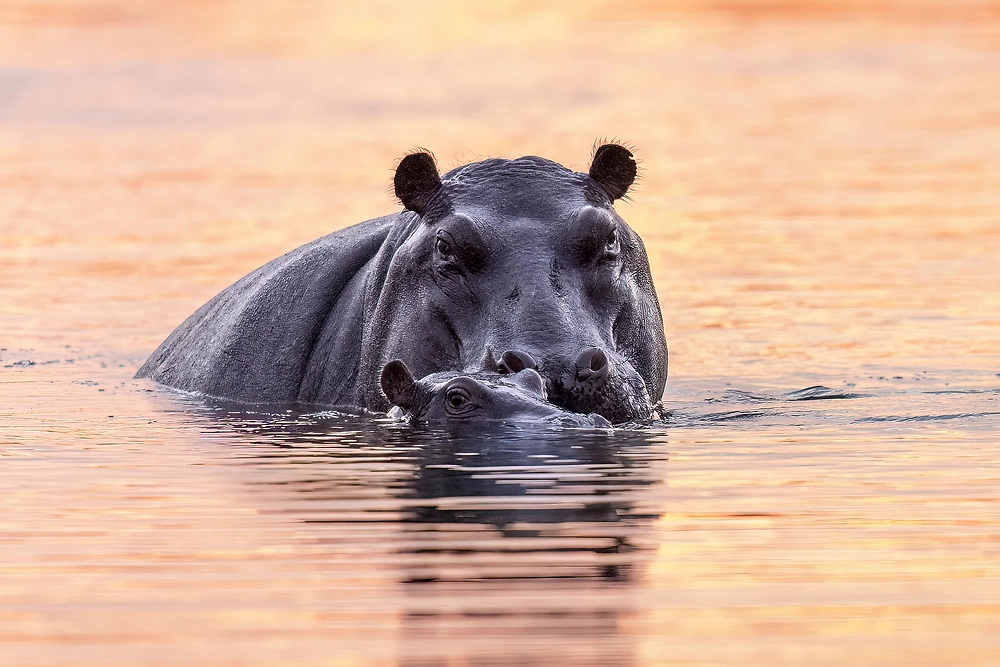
<box><xmin>380</xmin><ymin>360</ymin><xmax>417</xmax><ymax>410</ymax></box>
<box><xmin>589</xmin><ymin>143</ymin><xmax>637</xmax><ymax>202</ymax></box>
<box><xmin>394</xmin><ymin>150</ymin><xmax>441</xmax><ymax>215</ymax></box>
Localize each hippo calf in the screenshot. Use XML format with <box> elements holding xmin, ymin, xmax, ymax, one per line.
<box><xmin>380</xmin><ymin>359</ymin><xmax>611</xmax><ymax>428</ymax></box>
<box><xmin>137</xmin><ymin>143</ymin><xmax>668</xmax><ymax>423</ymax></box>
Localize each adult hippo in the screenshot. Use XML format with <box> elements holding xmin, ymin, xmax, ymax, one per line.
<box><xmin>137</xmin><ymin>143</ymin><xmax>668</xmax><ymax>423</ymax></box>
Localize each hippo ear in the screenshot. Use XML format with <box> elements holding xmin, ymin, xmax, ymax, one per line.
<box><xmin>589</xmin><ymin>143</ymin><xmax>637</xmax><ymax>202</ymax></box>
<box><xmin>380</xmin><ymin>360</ymin><xmax>417</xmax><ymax>410</ymax></box>
<box><xmin>394</xmin><ymin>150</ymin><xmax>441</xmax><ymax>215</ymax></box>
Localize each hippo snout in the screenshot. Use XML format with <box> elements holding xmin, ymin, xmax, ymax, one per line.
<box><xmin>575</xmin><ymin>347</ymin><xmax>609</xmax><ymax>382</ymax></box>
<box><xmin>499</xmin><ymin>349</ymin><xmax>538</xmax><ymax>374</ymax></box>
<box><xmin>545</xmin><ymin>346</ymin><xmax>652</xmax><ymax>424</ymax></box>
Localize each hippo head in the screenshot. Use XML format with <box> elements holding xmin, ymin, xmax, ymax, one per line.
<box><xmin>380</xmin><ymin>359</ymin><xmax>611</xmax><ymax>428</ymax></box>
<box><xmin>361</xmin><ymin>143</ymin><xmax>668</xmax><ymax>424</ymax></box>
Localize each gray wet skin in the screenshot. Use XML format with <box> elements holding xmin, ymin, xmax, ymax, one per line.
<box><xmin>136</xmin><ymin>143</ymin><xmax>668</xmax><ymax>423</ymax></box>
<box><xmin>380</xmin><ymin>360</ymin><xmax>611</xmax><ymax>428</ymax></box>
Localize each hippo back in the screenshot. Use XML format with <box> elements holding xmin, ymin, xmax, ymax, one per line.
<box><xmin>136</xmin><ymin>214</ymin><xmax>400</xmax><ymax>404</ymax></box>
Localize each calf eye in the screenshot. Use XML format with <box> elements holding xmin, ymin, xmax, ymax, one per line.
<box><xmin>446</xmin><ymin>387</ymin><xmax>472</xmax><ymax>411</ymax></box>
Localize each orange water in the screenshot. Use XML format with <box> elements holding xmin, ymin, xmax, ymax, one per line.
<box><xmin>2</xmin><ymin>2</ymin><xmax>999</xmax><ymax>665</ymax></box>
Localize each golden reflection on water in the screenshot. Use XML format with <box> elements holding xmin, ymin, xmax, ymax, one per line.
<box><xmin>2</xmin><ymin>1</ymin><xmax>999</xmax><ymax>665</ymax></box>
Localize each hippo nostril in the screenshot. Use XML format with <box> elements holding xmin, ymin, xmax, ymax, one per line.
<box><xmin>499</xmin><ymin>350</ymin><xmax>537</xmax><ymax>374</ymax></box>
<box><xmin>589</xmin><ymin>349</ymin><xmax>607</xmax><ymax>372</ymax></box>
<box><xmin>575</xmin><ymin>347</ymin><xmax>608</xmax><ymax>380</ymax></box>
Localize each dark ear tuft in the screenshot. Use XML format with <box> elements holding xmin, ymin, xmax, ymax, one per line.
<box><xmin>589</xmin><ymin>143</ymin><xmax>637</xmax><ymax>202</ymax></box>
<box><xmin>380</xmin><ymin>360</ymin><xmax>417</xmax><ymax>410</ymax></box>
<box><xmin>394</xmin><ymin>150</ymin><xmax>441</xmax><ymax>215</ymax></box>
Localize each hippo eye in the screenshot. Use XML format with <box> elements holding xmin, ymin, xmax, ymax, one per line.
<box><xmin>606</xmin><ymin>229</ymin><xmax>619</xmax><ymax>251</ymax></box>
<box><xmin>435</xmin><ymin>237</ymin><xmax>452</xmax><ymax>257</ymax></box>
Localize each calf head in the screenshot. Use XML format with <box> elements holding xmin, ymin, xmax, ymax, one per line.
<box><xmin>380</xmin><ymin>359</ymin><xmax>610</xmax><ymax>427</ymax></box>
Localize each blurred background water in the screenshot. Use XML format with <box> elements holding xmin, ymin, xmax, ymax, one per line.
<box><xmin>1</xmin><ymin>1</ymin><xmax>999</xmax><ymax>665</ymax></box>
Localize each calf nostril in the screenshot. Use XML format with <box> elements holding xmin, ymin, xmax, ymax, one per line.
<box><xmin>499</xmin><ymin>349</ymin><xmax>537</xmax><ymax>374</ymax></box>
<box><xmin>576</xmin><ymin>347</ymin><xmax>608</xmax><ymax>379</ymax></box>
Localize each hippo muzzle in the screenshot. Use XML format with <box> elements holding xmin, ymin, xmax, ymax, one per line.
<box><xmin>542</xmin><ymin>348</ymin><xmax>652</xmax><ymax>424</ymax></box>
<box><xmin>492</xmin><ymin>347</ymin><xmax>651</xmax><ymax>424</ymax></box>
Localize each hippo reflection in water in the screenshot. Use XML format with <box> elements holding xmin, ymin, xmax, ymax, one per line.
<box><xmin>380</xmin><ymin>357</ymin><xmax>612</xmax><ymax>428</ymax></box>
<box><xmin>137</xmin><ymin>143</ymin><xmax>668</xmax><ymax>423</ymax></box>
